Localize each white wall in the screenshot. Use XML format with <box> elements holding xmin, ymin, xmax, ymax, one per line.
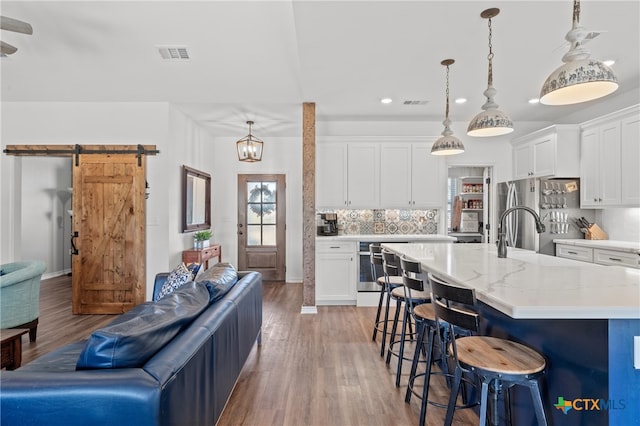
<box><xmin>209</xmin><ymin>133</ymin><xmax>304</xmax><ymax>282</ymax></box>
<box><xmin>1</xmin><ymin>102</ymin><xmax>174</xmax><ymax>299</ymax></box>
<box><xmin>597</xmin><ymin>208</ymin><xmax>640</xmax><ymax>243</ymax></box>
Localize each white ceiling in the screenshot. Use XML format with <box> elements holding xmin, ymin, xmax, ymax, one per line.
<box><xmin>1</xmin><ymin>0</ymin><xmax>639</xmax><ymax>137</ymax></box>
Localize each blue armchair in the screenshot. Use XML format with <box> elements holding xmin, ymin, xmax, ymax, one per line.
<box><xmin>0</xmin><ymin>260</ymin><xmax>47</xmax><ymax>342</ymax></box>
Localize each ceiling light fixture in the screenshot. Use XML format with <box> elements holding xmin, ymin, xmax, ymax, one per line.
<box><xmin>432</xmin><ymin>59</ymin><xmax>465</xmax><ymax>156</ymax></box>
<box><xmin>455</xmin><ymin>98</ymin><xmax>467</xmax><ymax>104</ymax></box>
<box><xmin>539</xmin><ymin>0</ymin><xmax>618</xmax><ymax>105</ymax></box>
<box><xmin>467</xmin><ymin>8</ymin><xmax>514</xmax><ymax>138</ymax></box>
<box><xmin>380</xmin><ymin>97</ymin><xmax>393</xmax><ymax>104</ymax></box>
<box><xmin>236</xmin><ymin>121</ymin><xmax>263</xmax><ymax>162</ymax></box>
<box><xmin>528</xmin><ymin>98</ymin><xmax>540</xmax><ymax>104</ymax></box>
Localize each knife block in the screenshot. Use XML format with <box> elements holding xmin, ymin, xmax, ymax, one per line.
<box><xmin>585</xmin><ymin>224</ymin><xmax>608</xmax><ymax>240</ymax></box>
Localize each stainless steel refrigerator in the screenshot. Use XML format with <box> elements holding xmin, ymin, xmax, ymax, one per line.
<box><xmin>496</xmin><ymin>178</ymin><xmax>595</xmax><ymax>256</ymax></box>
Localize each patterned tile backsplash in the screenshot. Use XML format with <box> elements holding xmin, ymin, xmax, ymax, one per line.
<box><xmin>318</xmin><ymin>209</ymin><xmax>440</xmax><ymax>235</ymax></box>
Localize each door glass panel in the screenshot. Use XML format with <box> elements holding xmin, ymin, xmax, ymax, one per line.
<box><xmin>262</xmin><ymin>204</ymin><xmax>276</xmax><ymax>224</ymax></box>
<box><xmin>246</xmin><ymin>181</ymin><xmax>277</xmax><ymax>246</ymax></box>
<box><xmin>262</xmin><ymin>225</ymin><xmax>276</xmax><ymax>245</ymax></box>
<box><xmin>247</xmin><ymin>225</ymin><xmax>262</xmax><ymax>246</ymax></box>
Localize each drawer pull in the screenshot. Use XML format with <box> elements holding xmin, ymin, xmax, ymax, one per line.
<box><xmin>567</xmin><ymin>251</ymin><xmax>578</xmax><ymax>255</ymax></box>
<box><xmin>330</xmin><ymin>246</ymin><xmax>341</xmax><ymax>249</ymax></box>
<box><xmin>608</xmin><ymin>257</ymin><xmax>622</xmax><ymax>262</ymax></box>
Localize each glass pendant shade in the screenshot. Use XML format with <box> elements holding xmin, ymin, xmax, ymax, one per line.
<box><xmin>432</xmin><ymin>59</ymin><xmax>464</xmax><ymax>156</ymax></box>
<box><xmin>467</xmin><ymin>8</ymin><xmax>513</xmax><ymax>138</ymax></box>
<box><xmin>236</xmin><ymin>121</ymin><xmax>264</xmax><ymax>162</ymax></box>
<box><xmin>539</xmin><ymin>1</ymin><xmax>618</xmax><ymax>105</ymax></box>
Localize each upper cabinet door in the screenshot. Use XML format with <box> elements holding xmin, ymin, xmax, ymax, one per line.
<box><xmin>598</xmin><ymin>122</ymin><xmax>622</xmax><ymax>206</ymax></box>
<box><xmin>380</xmin><ymin>144</ymin><xmax>412</xmax><ymax>208</ymax></box>
<box><xmin>347</xmin><ymin>144</ymin><xmax>380</xmax><ymax>208</ymax></box>
<box><xmin>411</xmin><ymin>143</ymin><xmax>445</xmax><ymax>208</ymax></box>
<box><xmin>621</xmin><ymin>113</ymin><xmax>640</xmax><ymax>206</ymax></box>
<box><xmin>513</xmin><ymin>143</ymin><xmax>534</xmax><ymax>180</ymax></box>
<box><xmin>316</xmin><ymin>143</ymin><xmax>347</xmax><ymax>208</ymax></box>
<box><xmin>580</xmin><ymin>127</ymin><xmax>600</xmax><ymax>208</ymax></box>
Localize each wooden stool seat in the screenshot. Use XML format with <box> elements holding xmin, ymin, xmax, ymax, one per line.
<box><xmin>377</xmin><ymin>275</ymin><xmax>402</xmax><ymax>287</ymax></box>
<box><xmin>413</xmin><ymin>302</ymin><xmax>437</xmax><ymax>322</ymax></box>
<box><xmin>456</xmin><ymin>336</ymin><xmax>546</xmax><ymax>376</ymax></box>
<box><xmin>391</xmin><ymin>286</ymin><xmax>430</xmax><ymax>301</ymax></box>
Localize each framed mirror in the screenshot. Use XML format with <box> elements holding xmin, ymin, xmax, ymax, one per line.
<box><xmin>182</xmin><ymin>165</ymin><xmax>211</xmax><ymax>232</ymax></box>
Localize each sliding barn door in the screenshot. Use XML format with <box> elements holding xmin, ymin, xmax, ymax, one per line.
<box><xmin>72</xmin><ymin>154</ymin><xmax>146</xmax><ymax>314</ymax></box>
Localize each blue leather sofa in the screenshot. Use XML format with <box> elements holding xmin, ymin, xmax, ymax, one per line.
<box><xmin>0</xmin><ymin>265</ymin><xmax>262</xmax><ymax>426</ymax></box>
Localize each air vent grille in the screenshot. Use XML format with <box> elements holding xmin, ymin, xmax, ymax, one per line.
<box><xmin>158</xmin><ymin>46</ymin><xmax>190</xmax><ymax>60</ymax></box>
<box><xmin>403</xmin><ymin>100</ymin><xmax>429</xmax><ymax>105</ymax></box>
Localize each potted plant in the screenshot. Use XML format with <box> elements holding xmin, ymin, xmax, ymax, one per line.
<box><xmin>193</xmin><ymin>230</ymin><xmax>212</xmax><ymax>249</ymax></box>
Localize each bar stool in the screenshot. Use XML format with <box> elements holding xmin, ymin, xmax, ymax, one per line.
<box><xmin>430</xmin><ymin>273</ymin><xmax>548</xmax><ymax>426</ymax></box>
<box><xmin>399</xmin><ymin>257</ymin><xmax>441</xmax><ymax>426</ymax></box>
<box><xmin>378</xmin><ymin>249</ymin><xmax>403</xmax><ymax>357</ymax></box>
<box><xmin>370</xmin><ymin>244</ymin><xmax>401</xmax><ymax>343</ymax></box>
<box><xmin>385</xmin><ymin>254</ymin><xmax>431</xmax><ymax>387</ymax></box>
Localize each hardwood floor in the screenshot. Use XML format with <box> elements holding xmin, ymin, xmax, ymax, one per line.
<box><xmin>19</xmin><ymin>276</ymin><xmax>478</xmax><ymax>425</ymax></box>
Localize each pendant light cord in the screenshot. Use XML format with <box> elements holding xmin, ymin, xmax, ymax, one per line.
<box><xmin>487</xmin><ymin>16</ymin><xmax>494</xmax><ymax>87</ymax></box>
<box><xmin>572</xmin><ymin>0</ymin><xmax>580</xmax><ymax>27</ymax></box>
<box><xmin>444</xmin><ymin>63</ymin><xmax>450</xmax><ymax>120</ymax></box>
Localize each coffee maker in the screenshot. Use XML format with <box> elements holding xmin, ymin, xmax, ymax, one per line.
<box><xmin>317</xmin><ymin>213</ymin><xmax>338</xmax><ymax>236</ymax></box>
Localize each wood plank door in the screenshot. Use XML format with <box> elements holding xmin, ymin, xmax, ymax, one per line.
<box><xmin>72</xmin><ymin>154</ymin><xmax>146</xmax><ymax>314</ymax></box>
<box><xmin>237</xmin><ymin>174</ymin><xmax>286</xmax><ymax>281</ymax></box>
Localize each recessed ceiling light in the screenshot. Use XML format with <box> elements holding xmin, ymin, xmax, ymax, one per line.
<box><xmin>380</xmin><ymin>98</ymin><xmax>393</xmax><ymax>104</ymax></box>
<box><xmin>603</xmin><ymin>59</ymin><xmax>616</xmax><ymax>67</ymax></box>
<box><xmin>528</xmin><ymin>98</ymin><xmax>540</xmax><ymax>104</ymax></box>
<box><xmin>454</xmin><ymin>98</ymin><xmax>467</xmax><ymax>104</ymax></box>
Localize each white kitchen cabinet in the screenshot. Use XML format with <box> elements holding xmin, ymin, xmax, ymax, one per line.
<box><xmin>316</xmin><ymin>143</ymin><xmax>348</xmax><ymax>208</ymax></box>
<box><xmin>555</xmin><ymin>243</ymin><xmax>639</xmax><ymax>269</ymax></box>
<box><xmin>594</xmin><ymin>248</ymin><xmax>639</xmax><ymax>269</ymax></box>
<box><xmin>556</xmin><ymin>244</ymin><xmax>594</xmax><ymax>263</ymax></box>
<box><xmin>315</xmin><ymin>240</ymin><xmax>357</xmax><ymax>305</ymax></box>
<box><xmin>379</xmin><ymin>142</ymin><xmax>444</xmax><ymax>208</ymax></box>
<box><xmin>511</xmin><ymin>125</ymin><xmax>580</xmax><ymax>180</ymax></box>
<box><xmin>620</xmin><ymin>112</ymin><xmax>640</xmax><ymax>206</ymax></box>
<box><xmin>411</xmin><ymin>143</ymin><xmax>445</xmax><ymax>208</ymax></box>
<box><xmin>347</xmin><ymin>144</ymin><xmax>380</xmax><ymax>208</ymax></box>
<box><xmin>579</xmin><ymin>106</ymin><xmax>640</xmax><ymax>207</ymax></box>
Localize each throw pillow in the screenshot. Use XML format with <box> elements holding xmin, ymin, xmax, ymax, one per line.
<box><xmin>196</xmin><ymin>262</ymin><xmax>239</xmax><ymax>304</ymax></box>
<box><xmin>186</xmin><ymin>262</ymin><xmax>202</xmax><ymax>279</ymax></box>
<box><xmin>76</xmin><ymin>281</ymin><xmax>209</xmax><ymax>370</ymax></box>
<box><xmin>157</xmin><ymin>263</ymin><xmax>193</xmax><ymax>299</ymax></box>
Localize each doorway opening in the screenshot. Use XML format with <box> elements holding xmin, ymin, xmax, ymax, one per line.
<box><xmin>447</xmin><ymin>166</ymin><xmax>492</xmax><ymax>243</ymax></box>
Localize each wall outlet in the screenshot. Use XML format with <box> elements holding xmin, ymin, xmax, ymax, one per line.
<box><xmin>635</xmin><ymin>336</ymin><xmax>640</xmax><ymax>370</ymax></box>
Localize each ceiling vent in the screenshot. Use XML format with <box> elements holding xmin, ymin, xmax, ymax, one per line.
<box><xmin>157</xmin><ymin>45</ymin><xmax>190</xmax><ymax>60</ymax></box>
<box><xmin>403</xmin><ymin>100</ymin><xmax>429</xmax><ymax>105</ymax></box>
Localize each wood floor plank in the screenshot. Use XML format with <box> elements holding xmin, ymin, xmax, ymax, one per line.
<box><xmin>17</xmin><ymin>276</ymin><xmax>478</xmax><ymax>425</ymax></box>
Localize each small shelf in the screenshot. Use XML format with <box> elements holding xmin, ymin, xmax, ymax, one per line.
<box><xmin>462</xmin><ymin>208</ymin><xmax>482</xmax><ymax>211</ymax></box>
<box><xmin>458</xmin><ymin>192</ymin><xmax>484</xmax><ymax>196</ymax></box>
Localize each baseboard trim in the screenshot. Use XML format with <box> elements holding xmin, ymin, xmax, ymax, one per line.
<box><xmin>300</xmin><ymin>305</ymin><xmax>318</xmax><ymax>315</ymax></box>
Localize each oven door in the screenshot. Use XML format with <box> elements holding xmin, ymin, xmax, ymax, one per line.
<box><xmin>358</xmin><ymin>242</ymin><xmax>381</xmax><ymax>292</ymax></box>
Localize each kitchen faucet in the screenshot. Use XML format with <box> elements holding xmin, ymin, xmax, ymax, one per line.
<box><xmin>497</xmin><ymin>206</ymin><xmax>546</xmax><ymax>258</ymax></box>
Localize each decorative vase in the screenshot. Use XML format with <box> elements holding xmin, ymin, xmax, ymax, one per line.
<box><xmin>202</xmin><ymin>240</ymin><xmax>210</xmax><ymax>248</ymax></box>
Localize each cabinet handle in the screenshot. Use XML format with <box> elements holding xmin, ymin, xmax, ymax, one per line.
<box><xmin>567</xmin><ymin>251</ymin><xmax>578</xmax><ymax>255</ymax></box>
<box><xmin>598</xmin><ymin>198</ymin><xmax>602</xmax><ymax>202</ymax></box>
<box><xmin>608</xmin><ymin>257</ymin><xmax>622</xmax><ymax>262</ymax></box>
<box><xmin>594</xmin><ymin>198</ymin><xmax>598</xmax><ymax>202</ymax></box>
<box><xmin>330</xmin><ymin>246</ymin><xmax>340</xmax><ymax>249</ymax></box>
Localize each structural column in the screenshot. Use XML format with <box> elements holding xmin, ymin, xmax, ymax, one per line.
<box><xmin>301</xmin><ymin>102</ymin><xmax>317</xmax><ymax>313</ymax></box>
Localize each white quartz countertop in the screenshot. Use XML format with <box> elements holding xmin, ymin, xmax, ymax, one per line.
<box><xmin>381</xmin><ymin>242</ymin><xmax>640</xmax><ymax>320</ymax></box>
<box><xmin>317</xmin><ymin>234</ymin><xmax>456</xmax><ymax>242</ymax></box>
<box><xmin>553</xmin><ymin>239</ymin><xmax>640</xmax><ymax>254</ymax></box>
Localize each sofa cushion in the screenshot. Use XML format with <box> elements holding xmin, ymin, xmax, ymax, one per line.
<box><xmin>196</xmin><ymin>262</ymin><xmax>239</xmax><ymax>304</ymax></box>
<box><xmin>76</xmin><ymin>281</ymin><xmax>209</xmax><ymax>370</ymax></box>
<box><xmin>156</xmin><ymin>263</ymin><xmax>193</xmax><ymax>299</ymax></box>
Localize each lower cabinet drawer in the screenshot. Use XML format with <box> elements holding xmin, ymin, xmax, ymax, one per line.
<box><xmin>594</xmin><ymin>249</ymin><xmax>640</xmax><ymax>269</ymax></box>
<box><xmin>556</xmin><ymin>244</ymin><xmax>593</xmax><ymax>263</ymax></box>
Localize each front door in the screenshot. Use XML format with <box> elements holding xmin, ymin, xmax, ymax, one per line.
<box><xmin>72</xmin><ymin>153</ymin><xmax>146</xmax><ymax>314</ymax></box>
<box><xmin>237</xmin><ymin>174</ymin><xmax>286</xmax><ymax>281</ymax></box>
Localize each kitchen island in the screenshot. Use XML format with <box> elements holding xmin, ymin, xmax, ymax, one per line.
<box><xmin>382</xmin><ymin>242</ymin><xmax>640</xmax><ymax>426</ymax></box>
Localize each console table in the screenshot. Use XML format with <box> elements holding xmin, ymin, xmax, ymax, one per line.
<box><xmin>1</xmin><ymin>329</ymin><xmax>29</xmax><ymax>370</ymax></box>
<box><xmin>182</xmin><ymin>244</ymin><xmax>222</xmax><ymax>270</ymax></box>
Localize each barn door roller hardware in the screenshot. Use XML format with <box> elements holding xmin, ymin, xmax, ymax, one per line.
<box><xmin>3</xmin><ymin>144</ymin><xmax>159</xmax><ymax>166</ymax></box>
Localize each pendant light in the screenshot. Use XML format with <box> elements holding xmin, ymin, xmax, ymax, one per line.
<box><xmin>432</xmin><ymin>59</ymin><xmax>465</xmax><ymax>156</ymax></box>
<box><xmin>540</xmin><ymin>0</ymin><xmax>618</xmax><ymax>105</ymax></box>
<box><xmin>467</xmin><ymin>8</ymin><xmax>513</xmax><ymax>137</ymax></box>
<box><xmin>236</xmin><ymin>120</ymin><xmax>264</xmax><ymax>162</ymax></box>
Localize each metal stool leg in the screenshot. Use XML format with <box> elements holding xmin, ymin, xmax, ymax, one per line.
<box><xmin>371</xmin><ymin>282</ymin><xmax>385</xmax><ymax>341</ymax></box>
